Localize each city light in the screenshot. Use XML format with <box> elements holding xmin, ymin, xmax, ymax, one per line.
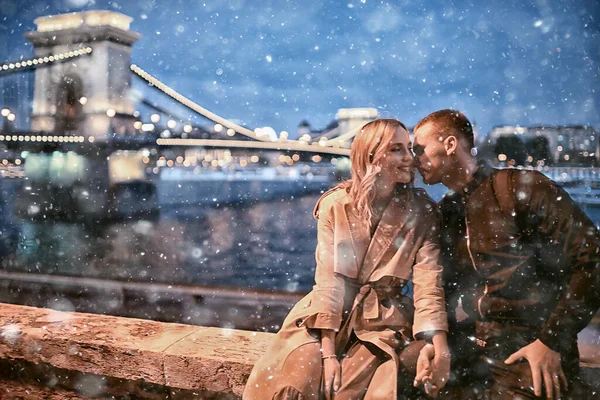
<box><xmin>183</xmin><ymin>124</ymin><xmax>193</xmax><ymax>133</ymax></box>
<box><xmin>0</xmin><ymin>47</ymin><xmax>92</xmax><ymax>72</ymax></box>
<box><xmin>133</xmin><ymin>121</ymin><xmax>143</xmax><ymax>130</ymax></box>
<box><xmin>150</xmin><ymin>114</ymin><xmax>160</xmax><ymax>123</ymax></box>
<box><xmin>106</xmin><ymin>108</ymin><xmax>116</xmax><ymax>117</ymax></box>
<box><xmin>1</xmin><ymin>108</ymin><xmax>10</xmax><ymax>117</ymax></box>
<box><xmin>79</xmin><ymin>97</ymin><xmax>88</xmax><ymax>105</ymax></box>
<box><xmin>213</xmin><ymin>123</ymin><xmax>224</xmax><ymax>133</ymax></box>
<box><xmin>7</xmin><ymin>113</ymin><xmax>16</xmax><ymax>122</ymax></box>
<box><xmin>226</xmin><ymin>128</ymin><xmax>235</xmax><ymax>136</ymax></box>
<box><xmin>167</xmin><ymin>120</ymin><xmax>177</xmax><ymax>129</ymax></box>
<box><xmin>141</xmin><ymin>123</ymin><xmax>155</xmax><ymax>132</ymax></box>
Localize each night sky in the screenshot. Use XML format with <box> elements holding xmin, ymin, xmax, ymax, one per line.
<box><xmin>1</xmin><ymin>0</ymin><xmax>598</xmax><ymax>139</ymax></box>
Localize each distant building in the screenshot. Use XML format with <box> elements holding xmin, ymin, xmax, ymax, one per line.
<box><xmin>335</xmin><ymin>108</ymin><xmax>378</xmax><ymax>137</ymax></box>
<box><xmin>489</xmin><ymin>125</ymin><xmax>598</xmax><ymax>164</ymax></box>
<box><xmin>297</xmin><ymin>120</ymin><xmax>312</xmax><ymax>137</ymax></box>
<box><xmin>299</xmin><ymin>107</ymin><xmax>378</xmax><ymax>144</ymax></box>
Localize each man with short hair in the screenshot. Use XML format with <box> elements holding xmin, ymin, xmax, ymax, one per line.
<box><xmin>412</xmin><ymin>109</ymin><xmax>600</xmax><ymax>399</ymax></box>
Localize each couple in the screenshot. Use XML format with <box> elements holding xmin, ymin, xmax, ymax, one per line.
<box><xmin>244</xmin><ymin>110</ymin><xmax>600</xmax><ymax>399</ymax></box>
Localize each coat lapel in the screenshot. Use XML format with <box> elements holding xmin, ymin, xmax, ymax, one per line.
<box><xmin>359</xmin><ymin>190</ymin><xmax>413</xmax><ymax>281</ymax></box>
<box><xmin>343</xmin><ymin>202</ymin><xmax>370</xmax><ymax>273</ymax></box>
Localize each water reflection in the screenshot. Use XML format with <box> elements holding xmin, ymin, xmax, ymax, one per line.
<box><xmin>2</xmin><ymin>196</ymin><xmax>320</xmax><ymax>292</ymax></box>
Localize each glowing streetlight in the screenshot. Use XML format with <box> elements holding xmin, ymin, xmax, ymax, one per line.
<box><xmin>167</xmin><ymin>119</ymin><xmax>177</xmax><ymax>129</ymax></box>
<box><xmin>7</xmin><ymin>113</ymin><xmax>16</xmax><ymax>122</ymax></box>
<box><xmin>1</xmin><ymin>108</ymin><xmax>10</xmax><ymax>117</ymax></box>
<box><xmin>183</xmin><ymin>124</ymin><xmax>193</xmax><ymax>133</ymax></box>
<box><xmin>106</xmin><ymin>109</ymin><xmax>116</xmax><ymax>117</ymax></box>
<box><xmin>150</xmin><ymin>114</ymin><xmax>160</xmax><ymax>123</ymax></box>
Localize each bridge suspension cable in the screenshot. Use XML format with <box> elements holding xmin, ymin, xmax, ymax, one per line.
<box><xmin>325</xmin><ymin>125</ymin><xmax>362</xmax><ymax>146</ymax></box>
<box><xmin>0</xmin><ymin>43</ymin><xmax>358</xmax><ymax>149</ymax></box>
<box><xmin>131</xmin><ymin>64</ymin><xmax>273</xmax><ymax>142</ymax></box>
<box><xmin>130</xmin><ymin>64</ymin><xmax>357</xmax><ymax>148</ymax></box>
<box><xmin>0</xmin><ymin>47</ymin><xmax>92</xmax><ymax>74</ymax></box>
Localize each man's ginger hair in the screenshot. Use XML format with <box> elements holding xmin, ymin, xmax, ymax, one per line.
<box><xmin>415</xmin><ymin>109</ymin><xmax>475</xmax><ymax>150</ymax></box>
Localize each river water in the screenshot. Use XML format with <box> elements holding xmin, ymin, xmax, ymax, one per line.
<box><xmin>1</xmin><ymin>178</ymin><xmax>598</xmax><ymax>295</ymax></box>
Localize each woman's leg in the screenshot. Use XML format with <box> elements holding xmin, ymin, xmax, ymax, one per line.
<box><xmin>334</xmin><ymin>339</ymin><xmax>386</xmax><ymax>399</ymax></box>
<box><xmin>271</xmin><ymin>341</ymin><xmax>323</xmax><ymax>400</ymax></box>
<box><xmin>397</xmin><ymin>340</ymin><xmax>428</xmax><ymax>399</ymax></box>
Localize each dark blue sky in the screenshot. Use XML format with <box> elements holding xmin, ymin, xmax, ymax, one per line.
<box><xmin>1</xmin><ymin>0</ymin><xmax>599</xmax><ymax>139</ymax></box>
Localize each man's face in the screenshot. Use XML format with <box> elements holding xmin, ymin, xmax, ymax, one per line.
<box><xmin>413</xmin><ymin>122</ymin><xmax>451</xmax><ymax>185</ymax></box>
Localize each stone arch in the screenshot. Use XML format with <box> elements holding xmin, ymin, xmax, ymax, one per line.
<box><xmin>55</xmin><ymin>73</ymin><xmax>84</xmax><ymax>133</ymax></box>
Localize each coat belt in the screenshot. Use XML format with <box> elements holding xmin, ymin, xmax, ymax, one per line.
<box><xmin>352</xmin><ymin>283</ymin><xmax>405</xmax><ymax>320</ymax></box>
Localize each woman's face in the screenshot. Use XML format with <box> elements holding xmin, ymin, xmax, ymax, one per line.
<box><xmin>377</xmin><ymin>126</ymin><xmax>413</xmax><ymax>185</ymax></box>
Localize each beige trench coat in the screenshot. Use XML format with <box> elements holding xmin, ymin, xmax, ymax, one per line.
<box><xmin>244</xmin><ymin>186</ymin><xmax>448</xmax><ymax>400</ymax></box>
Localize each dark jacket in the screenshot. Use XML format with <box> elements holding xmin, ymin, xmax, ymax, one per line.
<box><xmin>439</xmin><ymin>162</ymin><xmax>600</xmax><ymax>372</ymax></box>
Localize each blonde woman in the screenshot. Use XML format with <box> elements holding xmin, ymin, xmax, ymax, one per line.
<box><xmin>243</xmin><ymin>119</ymin><xmax>449</xmax><ymax>399</ymax></box>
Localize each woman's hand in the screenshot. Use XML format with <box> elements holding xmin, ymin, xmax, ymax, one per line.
<box><xmin>414</xmin><ymin>343</ymin><xmax>435</xmax><ymax>391</ymax></box>
<box><xmin>323</xmin><ymin>357</ymin><xmax>341</xmax><ymax>400</ymax></box>
<box><xmin>430</xmin><ymin>350</ymin><xmax>451</xmax><ymax>396</ymax></box>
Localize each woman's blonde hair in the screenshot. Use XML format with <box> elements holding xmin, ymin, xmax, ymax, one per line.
<box><xmin>340</xmin><ymin>118</ymin><xmax>409</xmax><ymax>225</ymax></box>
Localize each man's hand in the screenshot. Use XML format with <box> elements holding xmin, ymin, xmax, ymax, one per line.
<box><xmin>505</xmin><ymin>339</ymin><xmax>568</xmax><ymax>399</ymax></box>
<box><xmin>323</xmin><ymin>357</ymin><xmax>341</xmax><ymax>400</ymax></box>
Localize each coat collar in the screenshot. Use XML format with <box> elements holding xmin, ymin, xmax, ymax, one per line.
<box><xmin>462</xmin><ymin>160</ymin><xmax>494</xmax><ymax>196</ymax></box>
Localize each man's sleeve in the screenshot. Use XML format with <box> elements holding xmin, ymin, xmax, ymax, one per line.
<box><xmin>438</xmin><ymin>196</ymin><xmax>477</xmax><ymax>326</ymax></box>
<box><xmin>514</xmin><ymin>171</ymin><xmax>600</xmax><ymax>352</ymax></box>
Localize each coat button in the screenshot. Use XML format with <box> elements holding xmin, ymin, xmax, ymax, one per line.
<box><xmin>295</xmin><ymin>319</ymin><xmax>303</xmax><ymax>327</ymax></box>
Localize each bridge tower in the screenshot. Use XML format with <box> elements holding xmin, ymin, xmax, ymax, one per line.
<box><xmin>25</xmin><ymin>10</ymin><xmax>140</xmax><ymax>140</ymax></box>
<box><xmin>15</xmin><ymin>11</ymin><xmax>155</xmax><ymax>220</ymax></box>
